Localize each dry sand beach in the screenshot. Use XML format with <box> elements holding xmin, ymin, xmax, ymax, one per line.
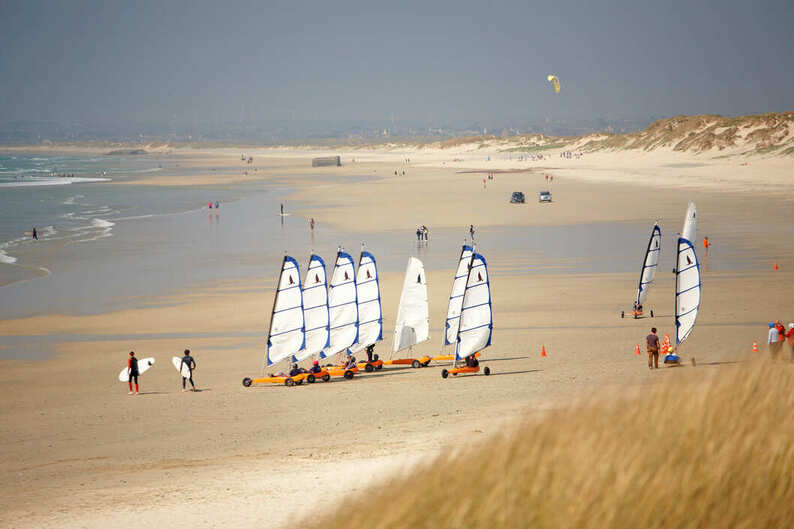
<box><xmin>1</xmin><ymin>142</ymin><xmax>792</xmax><ymax>528</ymax></box>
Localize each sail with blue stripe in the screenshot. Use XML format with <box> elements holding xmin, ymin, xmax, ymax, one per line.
<box><xmin>321</xmin><ymin>250</ymin><xmax>359</xmax><ymax>358</ymax></box>
<box><xmin>350</xmin><ymin>250</ymin><xmax>382</xmax><ymax>354</ymax></box>
<box><xmin>675</xmin><ymin>202</ymin><xmax>700</xmax><ymax>346</ymax></box>
<box><xmin>636</xmin><ymin>223</ymin><xmax>661</xmax><ymax>306</ymax></box>
<box><xmin>294</xmin><ymin>254</ymin><xmax>329</xmax><ymax>361</ymax></box>
<box><xmin>265</xmin><ymin>256</ymin><xmax>305</xmax><ymax>367</ymax></box>
<box><xmin>456</xmin><ymin>253</ymin><xmax>492</xmax><ymax>360</ymax></box>
<box><xmin>444</xmin><ymin>244</ymin><xmax>474</xmax><ymax>346</ymax></box>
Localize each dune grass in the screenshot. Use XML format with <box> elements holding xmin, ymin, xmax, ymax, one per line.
<box><xmin>310</xmin><ymin>360</ymin><xmax>793</xmax><ymax>529</ymax></box>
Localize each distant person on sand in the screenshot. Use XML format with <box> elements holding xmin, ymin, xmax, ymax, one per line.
<box><xmin>469</xmin><ymin>224</ymin><xmax>475</xmax><ymax>240</ymax></box>
<box><xmin>768</xmin><ymin>322</ymin><xmax>780</xmax><ymax>358</ymax></box>
<box><xmin>646</xmin><ymin>327</ymin><xmax>660</xmax><ymax>369</ymax></box>
<box><xmin>214</xmin><ymin>200</ymin><xmax>220</xmax><ymax>209</ymax></box>
<box><xmin>423</xmin><ymin>226</ymin><xmax>429</xmax><ymax>241</ymax></box>
<box><xmin>416</xmin><ymin>227</ymin><xmax>422</xmax><ymax>241</ymax></box>
<box><xmin>32</xmin><ymin>227</ymin><xmax>37</xmax><ymax>240</ymax></box>
<box><xmin>127</xmin><ymin>351</ymin><xmax>140</xmax><ymax>395</ymax></box>
<box><xmin>280</xmin><ymin>204</ymin><xmax>284</xmax><ymax>215</ymax></box>
<box><xmin>180</xmin><ymin>349</ymin><xmax>197</xmax><ymax>392</ymax></box>
<box><xmin>310</xmin><ymin>218</ymin><xmax>315</xmax><ymax>231</ymax></box>
<box><xmin>208</xmin><ymin>202</ymin><xmax>212</xmax><ymax>209</ymax></box>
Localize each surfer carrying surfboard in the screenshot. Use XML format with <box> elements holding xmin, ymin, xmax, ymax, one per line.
<box><xmin>127</xmin><ymin>351</ymin><xmax>140</xmax><ymax>395</ymax></box>
<box><xmin>180</xmin><ymin>349</ymin><xmax>197</xmax><ymax>392</ymax></box>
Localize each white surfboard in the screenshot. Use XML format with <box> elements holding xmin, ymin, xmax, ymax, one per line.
<box><xmin>172</xmin><ymin>356</ymin><xmax>192</xmax><ymax>378</ymax></box>
<box><xmin>118</xmin><ymin>357</ymin><xmax>155</xmax><ymax>382</ymax></box>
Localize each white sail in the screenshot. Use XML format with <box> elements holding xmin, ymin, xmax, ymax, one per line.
<box><xmin>295</xmin><ymin>254</ymin><xmax>329</xmax><ymax>361</ymax></box>
<box><xmin>457</xmin><ymin>253</ymin><xmax>492</xmax><ymax>359</ymax></box>
<box><xmin>266</xmin><ymin>256</ymin><xmax>305</xmax><ymax>366</ymax></box>
<box><xmin>675</xmin><ymin>237</ymin><xmax>701</xmax><ymax>346</ymax></box>
<box><xmin>392</xmin><ymin>257</ymin><xmax>429</xmax><ymax>353</ymax></box>
<box><xmin>350</xmin><ymin>250</ymin><xmax>383</xmax><ymax>354</ymax></box>
<box><xmin>682</xmin><ymin>201</ymin><xmax>697</xmax><ymax>244</ymax></box>
<box><xmin>321</xmin><ymin>250</ymin><xmax>358</xmax><ymax>358</ymax></box>
<box><xmin>444</xmin><ymin>244</ymin><xmax>474</xmax><ymax>346</ymax></box>
<box><xmin>636</xmin><ymin>224</ymin><xmax>661</xmax><ymax>306</ymax></box>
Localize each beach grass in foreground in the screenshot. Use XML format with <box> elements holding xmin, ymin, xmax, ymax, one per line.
<box><xmin>310</xmin><ymin>359</ymin><xmax>793</xmax><ymax>529</ymax></box>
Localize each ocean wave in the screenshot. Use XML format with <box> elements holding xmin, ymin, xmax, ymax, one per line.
<box><xmin>0</xmin><ymin>176</ymin><xmax>111</xmax><ymax>187</ymax></box>
<box><xmin>71</xmin><ymin>230</ymin><xmax>113</xmax><ymax>244</ymax></box>
<box><xmin>0</xmin><ymin>250</ymin><xmax>17</xmax><ymax>264</ymax></box>
<box><xmin>61</xmin><ymin>194</ymin><xmax>85</xmax><ymax>205</ymax></box>
<box><xmin>91</xmin><ymin>218</ymin><xmax>115</xmax><ymax>228</ymax></box>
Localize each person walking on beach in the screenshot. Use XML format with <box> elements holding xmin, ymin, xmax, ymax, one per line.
<box><xmin>309</xmin><ymin>218</ymin><xmax>315</xmax><ymax>231</ymax></box>
<box><xmin>180</xmin><ymin>349</ymin><xmax>197</xmax><ymax>392</ymax></box>
<box><xmin>423</xmin><ymin>226</ymin><xmax>429</xmax><ymax>241</ymax></box>
<box><xmin>703</xmin><ymin>236</ymin><xmax>709</xmax><ymax>254</ymax></box>
<box><xmin>469</xmin><ymin>224</ymin><xmax>475</xmax><ymax>240</ymax></box>
<box><xmin>768</xmin><ymin>322</ymin><xmax>781</xmax><ymax>358</ymax></box>
<box><xmin>646</xmin><ymin>327</ymin><xmax>660</xmax><ymax>369</ymax></box>
<box><xmin>127</xmin><ymin>351</ymin><xmax>140</xmax><ymax>395</ymax></box>
<box><xmin>416</xmin><ymin>227</ymin><xmax>422</xmax><ymax>241</ymax></box>
<box><xmin>32</xmin><ymin>227</ymin><xmax>37</xmax><ymax>240</ymax></box>
<box><xmin>280</xmin><ymin>204</ymin><xmax>284</xmax><ymax>215</ymax></box>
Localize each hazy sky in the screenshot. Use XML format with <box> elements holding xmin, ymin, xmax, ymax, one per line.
<box><xmin>1</xmin><ymin>0</ymin><xmax>792</xmax><ymax>127</ymax></box>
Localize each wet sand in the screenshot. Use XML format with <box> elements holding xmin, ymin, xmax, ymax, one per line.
<box><xmin>0</xmin><ymin>146</ymin><xmax>792</xmax><ymax>529</ymax></box>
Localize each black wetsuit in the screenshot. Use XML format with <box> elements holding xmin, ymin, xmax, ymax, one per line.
<box><xmin>128</xmin><ymin>356</ymin><xmax>139</xmax><ymax>383</ymax></box>
<box><xmin>180</xmin><ymin>355</ymin><xmax>196</xmax><ymax>389</ymax></box>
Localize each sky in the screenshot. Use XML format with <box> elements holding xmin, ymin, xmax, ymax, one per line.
<box><xmin>1</xmin><ymin>0</ymin><xmax>793</xmax><ymax>130</ymax></box>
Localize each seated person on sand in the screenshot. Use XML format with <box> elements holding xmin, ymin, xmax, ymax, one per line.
<box><xmin>366</xmin><ymin>344</ymin><xmax>375</xmax><ymax>363</ymax></box>
<box><xmin>309</xmin><ymin>360</ymin><xmax>323</xmax><ymax>374</ymax></box>
<box><xmin>465</xmin><ymin>354</ymin><xmax>479</xmax><ymax>368</ymax></box>
<box><xmin>288</xmin><ymin>364</ymin><xmax>305</xmax><ymax>377</ymax></box>
<box><xmin>344</xmin><ymin>355</ymin><xmax>357</xmax><ymax>370</ymax></box>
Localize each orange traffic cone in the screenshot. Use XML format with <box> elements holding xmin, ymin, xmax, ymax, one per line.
<box><xmin>635</xmin><ymin>343</ymin><xmax>641</xmax><ymax>356</ymax></box>
<box><xmin>752</xmin><ymin>341</ymin><xmax>759</xmax><ymax>353</ymax></box>
<box><xmin>774</xmin><ymin>262</ymin><xmax>779</xmax><ymax>271</ymax></box>
<box><xmin>541</xmin><ymin>344</ymin><xmax>547</xmax><ymax>357</ymax></box>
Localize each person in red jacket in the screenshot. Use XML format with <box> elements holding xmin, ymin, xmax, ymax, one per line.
<box><xmin>786</xmin><ymin>323</ymin><xmax>794</xmax><ymax>360</ymax></box>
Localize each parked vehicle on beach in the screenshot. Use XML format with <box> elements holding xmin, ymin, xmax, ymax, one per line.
<box><xmin>510</xmin><ymin>191</ymin><xmax>525</xmax><ymax>204</ymax></box>
<box><xmin>538</xmin><ymin>190</ymin><xmax>552</xmax><ymax>203</ymax></box>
